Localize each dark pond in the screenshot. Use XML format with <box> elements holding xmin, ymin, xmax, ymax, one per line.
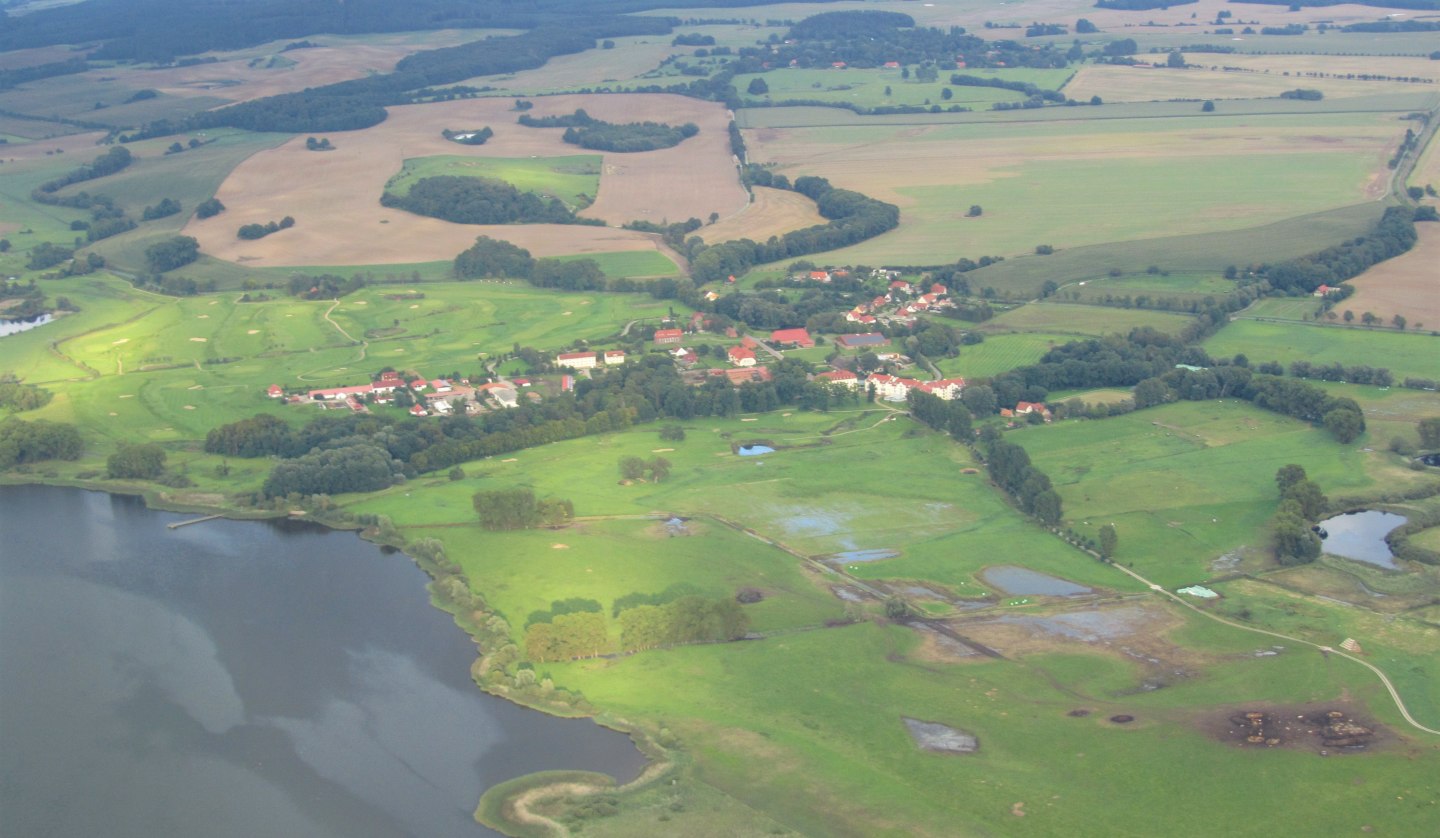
<box><xmin>980</xmin><ymin>565</ymin><xmax>1093</xmax><ymax>597</ymax></box>
<box><xmin>1419</xmin><ymin>453</ymin><xmax>1440</xmax><ymax>468</ymax></box>
<box><xmin>0</xmin><ymin>485</ymin><xmax>644</xmax><ymax>838</ymax></box>
<box><xmin>1316</xmin><ymin>509</ymin><xmax>1407</xmax><ymax>569</ymax></box>
<box><xmin>737</xmin><ymin>444</ymin><xmax>775</xmax><ymax>456</ymax></box>
<box><xmin>0</xmin><ymin>313</ymin><xmax>53</xmax><ymax>337</ymax></box>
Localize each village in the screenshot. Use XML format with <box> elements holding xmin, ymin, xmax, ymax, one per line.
<box><xmin>273</xmin><ymin>266</ymin><xmax>1051</xmax><ymax>423</ymax></box>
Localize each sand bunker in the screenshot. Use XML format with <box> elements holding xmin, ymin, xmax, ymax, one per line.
<box><xmin>189</xmin><ymin>337</ymin><xmax>207</xmax><ymax>342</ymax></box>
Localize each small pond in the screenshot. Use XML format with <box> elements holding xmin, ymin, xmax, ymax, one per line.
<box><xmin>828</xmin><ymin>548</ymin><xmax>899</xmax><ymax>565</ymax></box>
<box><xmin>737</xmin><ymin>444</ymin><xmax>775</xmax><ymax>456</ymax></box>
<box><xmin>1316</xmin><ymin>510</ymin><xmax>1407</xmax><ymax>569</ymax></box>
<box><xmin>980</xmin><ymin>566</ymin><xmax>1092</xmax><ymax>597</ymax></box>
<box><xmin>0</xmin><ymin>313</ymin><xmax>53</xmax><ymax>337</ymax></box>
<box><xmin>1419</xmin><ymin>453</ymin><xmax>1440</xmax><ymax>468</ymax></box>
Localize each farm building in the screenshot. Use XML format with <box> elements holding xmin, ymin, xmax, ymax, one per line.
<box><xmin>770</xmin><ymin>328</ymin><xmax>814</xmax><ymax>349</ymax></box>
<box><xmin>815</xmin><ymin>369</ymin><xmax>860</xmax><ymax>387</ymax></box>
<box><xmin>728</xmin><ymin>346</ymin><xmax>758</xmax><ymax>367</ymax></box>
<box><xmin>653</xmin><ymin>328</ymin><xmax>684</xmax><ymax>346</ymax></box>
<box><xmin>267</xmin><ymin>384</ymin><xmax>283</xmax><ymax>398</ymax></box>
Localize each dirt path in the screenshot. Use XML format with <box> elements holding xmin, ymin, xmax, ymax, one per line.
<box><xmin>1110</xmin><ymin>563</ymin><xmax>1440</xmax><ymax>737</ymax></box>
<box><xmin>505</xmin><ymin>759</ymin><xmax>675</xmax><ymax>837</ymax></box>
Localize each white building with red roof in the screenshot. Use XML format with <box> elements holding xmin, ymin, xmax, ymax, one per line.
<box><xmin>728</xmin><ymin>346</ymin><xmax>758</xmax><ymax>367</ymax></box>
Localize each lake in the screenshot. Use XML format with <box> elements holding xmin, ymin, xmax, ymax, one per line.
<box><xmin>0</xmin><ymin>313</ymin><xmax>53</xmax><ymax>337</ymax></box>
<box><xmin>1317</xmin><ymin>509</ymin><xmax>1407</xmax><ymax>569</ymax></box>
<box><xmin>0</xmin><ymin>485</ymin><xmax>645</xmax><ymax>838</ymax></box>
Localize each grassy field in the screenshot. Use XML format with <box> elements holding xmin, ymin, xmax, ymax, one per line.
<box><xmin>732</xmin><ymin>67</ymin><xmax>1073</xmax><ymax>110</ymax></box>
<box><xmin>553</xmin><ymin>250</ymin><xmax>678</xmax><ymax>278</ymax></box>
<box><xmin>933</xmin><ymin>332</ymin><xmax>1076</xmax><ymax>379</ymax></box>
<box><xmin>1234</xmin><ymin>297</ymin><xmax>1325</xmax><ymax>323</ymax></box>
<box><xmin>382</xmin><ymin>154</ymin><xmax>603</xmax><ymax>209</ymax></box>
<box><xmin>744</xmin><ymin>110</ymin><xmax>1401</xmax><ymax>267</ymax></box>
<box><xmin>1204</xmin><ymin>320</ymin><xmax>1440</xmax><ymax>383</ymax></box>
<box><xmin>1059</xmin><ymin>272</ymin><xmax>1236</xmax><ymax>304</ymax></box>
<box><xmin>1018</xmin><ymin>400</ymin><xmax>1377</xmax><ymax>588</ymax></box>
<box><xmin>983</xmin><ymin>303</ymin><xmax>1195</xmax><ymax>338</ymax></box>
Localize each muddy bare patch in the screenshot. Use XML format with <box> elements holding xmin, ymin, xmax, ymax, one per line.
<box><xmin>955</xmin><ymin>603</ymin><xmax>1193</xmax><ymax>670</ymax></box>
<box><xmin>1206</xmin><ymin>704</ymin><xmax>1386</xmax><ymax>754</ymax></box>
<box><xmin>903</xmin><ymin>718</ymin><xmax>978</xmax><ymax>754</ymax></box>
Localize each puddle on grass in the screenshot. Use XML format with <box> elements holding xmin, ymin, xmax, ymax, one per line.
<box><xmin>826</xmin><ymin>548</ymin><xmax>898</xmax><ymax>565</ymax></box>
<box><xmin>737</xmin><ymin>444</ymin><xmax>775</xmax><ymax>456</ymax></box>
<box><xmin>980</xmin><ymin>566</ymin><xmax>1093</xmax><ymax>597</ymax></box>
<box><xmin>903</xmin><ymin>718</ymin><xmax>978</xmax><ymax>754</ymax></box>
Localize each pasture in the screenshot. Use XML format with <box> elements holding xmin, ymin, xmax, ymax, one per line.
<box><xmin>1018</xmin><ymin>400</ymin><xmax>1374</xmax><ymax>587</ymax></box>
<box><xmin>732</xmin><ymin>67</ymin><xmax>1072</xmax><ymax>110</ymax></box>
<box><xmin>1341</xmin><ymin>224</ymin><xmax>1440</xmax><ymax>329</ymax></box>
<box><xmin>1064</xmin><ymin>61</ymin><xmax>1439</xmax><ymax>105</ymax></box>
<box><xmin>1234</xmin><ymin>297</ymin><xmax>1324</xmax><ymax>323</ymax></box>
<box><xmin>184</xmin><ymin>94</ymin><xmax>746</xmax><ymax>268</ymax></box>
<box><xmin>553</xmin><ymin>250</ymin><xmax>678</xmax><ymax>279</ymax></box>
<box><xmin>983</xmin><ymin>303</ymin><xmax>1194</xmax><ymax>338</ymax></box>
<box><xmin>382</xmin><ymin>154</ymin><xmax>602</xmax><ymax>209</ymax></box>
<box><xmin>743</xmin><ymin>110</ymin><xmax>1402</xmax><ymax>266</ymax></box>
<box><xmin>1203</xmin><ymin>320</ymin><xmax>1440</xmax><ymax>383</ymax></box>
<box><xmin>1059</xmin><ymin>271</ymin><xmax>1236</xmax><ymax>306</ymax></box>
<box><xmin>933</xmin><ymin>332</ymin><xmax>1076</xmax><ymax>380</ymax></box>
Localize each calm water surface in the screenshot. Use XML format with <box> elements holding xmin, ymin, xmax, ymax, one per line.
<box><xmin>0</xmin><ymin>485</ymin><xmax>644</xmax><ymax>837</ymax></box>
<box><xmin>1317</xmin><ymin>509</ymin><xmax>1407</xmax><ymax>569</ymax></box>
<box><xmin>0</xmin><ymin>313</ymin><xmax>53</xmax><ymax>337</ymax></box>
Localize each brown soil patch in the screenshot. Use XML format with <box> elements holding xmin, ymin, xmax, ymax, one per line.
<box><xmin>955</xmin><ymin>603</ymin><xmax>1192</xmax><ymax>668</ymax></box>
<box><xmin>1204</xmin><ymin>703</ymin><xmax>1387</xmax><ymax>754</ymax></box>
<box><xmin>1342</xmin><ymin>224</ymin><xmax>1440</xmax><ymax>328</ymax></box>
<box><xmin>699</xmin><ymin>185</ymin><xmax>826</xmax><ymax>245</ymax></box>
<box><xmin>187</xmin><ymin>94</ymin><xmax>745</xmax><ymax>267</ymax></box>
<box><xmin>0</xmin><ymin>45</ymin><xmax>82</xmax><ymax>71</ymax></box>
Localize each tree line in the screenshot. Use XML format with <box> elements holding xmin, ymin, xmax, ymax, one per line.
<box><xmin>383</xmin><ymin>176</ymin><xmax>595</xmax><ymax>226</ymax></box>
<box><xmin>1254</xmin><ymin>206</ymin><xmax>1424</xmax><ymax>295</ymax></box>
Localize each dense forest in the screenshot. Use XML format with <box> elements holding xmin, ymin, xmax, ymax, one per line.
<box><xmin>383</xmin><ymin>177</ymin><xmax>597</xmax><ymax>225</ymax></box>
<box><xmin>0</xmin><ymin>0</ymin><xmax>828</xmax><ymax>61</ymax></box>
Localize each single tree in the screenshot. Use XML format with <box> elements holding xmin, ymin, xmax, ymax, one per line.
<box><xmin>1099</xmin><ymin>524</ymin><xmax>1117</xmax><ymax>560</ymax></box>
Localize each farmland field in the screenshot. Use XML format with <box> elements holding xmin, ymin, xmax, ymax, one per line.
<box><xmin>933</xmin><ymin>332</ymin><xmax>1076</xmax><ymax>379</ymax></box>
<box><xmin>1341</xmin><ymin>225</ymin><xmax>1440</xmax><ymax>329</ymax></box>
<box><xmin>696</xmin><ymin>186</ymin><xmax>827</xmax><ymax>245</ymax></box>
<box><xmin>1203</xmin><ymin>320</ymin><xmax>1440</xmax><ymax>383</ymax></box>
<box><xmin>552</xmin><ymin>249</ymin><xmax>678</xmax><ymax>278</ymax></box>
<box><xmin>185</xmin><ymin>94</ymin><xmax>746</xmax><ymax>267</ymax></box>
<box><xmin>1235</xmin><ymin>297</ymin><xmax>1325</xmax><ymax>323</ymax></box>
<box><xmin>984</xmin><ymin>303</ymin><xmax>1195</xmax><ymax>337</ymax></box>
<box><xmin>743</xmin><ymin>111</ymin><xmax>1402</xmax><ymax>265</ymax></box>
<box><xmin>1064</xmin><ymin>61</ymin><xmax>1439</xmax><ymax>105</ymax></box>
<box><xmin>732</xmin><ymin>67</ymin><xmax>1073</xmax><ymax>110</ymax></box>
<box><xmin>382</xmin><ymin>154</ymin><xmax>602</xmax><ymax>209</ymax></box>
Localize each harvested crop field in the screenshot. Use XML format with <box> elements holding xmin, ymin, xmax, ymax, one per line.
<box><xmin>129</xmin><ymin>30</ymin><xmax>496</xmax><ymax>105</ymax></box>
<box><xmin>1063</xmin><ymin>62</ymin><xmax>1436</xmax><ymax>104</ymax></box>
<box><xmin>1342</xmin><ymin>225</ymin><xmax>1440</xmax><ymax>328</ymax></box>
<box><xmin>187</xmin><ymin>94</ymin><xmax>747</xmax><ymax>267</ymax></box>
<box><xmin>698</xmin><ymin>186</ymin><xmax>826</xmax><ymax>245</ymax></box>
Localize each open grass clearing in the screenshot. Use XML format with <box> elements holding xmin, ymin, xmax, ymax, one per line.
<box><xmin>744</xmin><ymin>110</ymin><xmax>1401</xmax><ymax>265</ymax></box>
<box><xmin>933</xmin><ymin>332</ymin><xmax>1076</xmax><ymax>380</ymax></box>
<box><xmin>1341</xmin><ymin>224</ymin><xmax>1440</xmax><ymax>329</ymax></box>
<box><xmin>382</xmin><ymin>155</ymin><xmax>602</xmax><ymax>209</ymax></box>
<box><xmin>1203</xmin><ymin>320</ymin><xmax>1440</xmax><ymax>383</ymax></box>
<box><xmin>1235</xmin><ymin>297</ymin><xmax>1325</xmax><ymax>323</ymax></box>
<box><xmin>733</xmin><ymin>67</ymin><xmax>1072</xmax><ymax>110</ymax></box>
<box><xmin>1018</xmin><ymin>400</ymin><xmax>1375</xmax><ymax>588</ymax></box>
<box><xmin>185</xmin><ymin>94</ymin><xmax>745</xmax><ymax>267</ymax></box>
<box><xmin>552</xmin><ymin>250</ymin><xmax>678</xmax><ymax>279</ymax></box>
<box><xmin>983</xmin><ymin>303</ymin><xmax>1194</xmax><ymax>338</ymax></box>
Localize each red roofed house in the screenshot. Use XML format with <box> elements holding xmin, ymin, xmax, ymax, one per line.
<box><xmin>867</xmin><ymin>373</ymin><xmax>923</xmax><ymax>402</ymax></box>
<box><xmin>808</xmin><ymin>270</ymin><xmax>831</xmax><ymax>282</ymax></box>
<box><xmin>409</xmin><ymin>404</ymin><xmax>428</xmax><ymax>417</ymax></box>
<box><xmin>740</xmin><ymin>334</ymin><xmax>759</xmax><ymax>349</ymax></box>
<box><xmin>1015</xmin><ymin>401</ymin><xmax>1052</xmax><ymax>422</ymax></box>
<box><xmin>917</xmin><ymin>377</ymin><xmax>966</xmax><ymax>400</ymax></box>
<box><xmin>1313</xmin><ymin>284</ymin><xmax>1339</xmax><ymax>297</ymax></box>
<box><xmin>309</xmin><ymin>383</ymin><xmax>374</xmax><ymax>401</ymax></box>
<box><xmin>883</xmin><ymin>61</ymin><xmax>900</xmax><ymax>69</ymax></box>
<box><xmin>815</xmin><ymin>369</ymin><xmax>860</xmax><ymax>387</ymax></box>
<box><xmin>930</xmin><ymin>283</ymin><xmax>948</xmax><ymax>295</ymax></box>
<box><xmin>832</xmin><ymin>61</ymin><xmax>847</xmax><ymax>69</ymax></box>
<box><xmin>889</xmin><ymin>279</ymin><xmax>914</xmax><ymax>293</ymax></box>
<box><xmin>728</xmin><ymin>346</ymin><xmax>757</xmax><ymax>367</ymax></box>
<box><xmin>769</xmin><ymin>327</ymin><xmax>814</xmax><ymax>349</ymax></box>
<box><xmin>267</xmin><ymin>384</ymin><xmax>283</xmax><ymax>399</ymax></box>
<box><xmin>410</xmin><ymin>378</ymin><xmax>428</xmax><ymax>392</ymax></box>
<box><xmin>653</xmin><ymin>328</ymin><xmax>684</xmax><ymax>346</ymax></box>
<box><xmin>719</xmin><ymin>366</ymin><xmax>773</xmax><ymax>386</ymax></box>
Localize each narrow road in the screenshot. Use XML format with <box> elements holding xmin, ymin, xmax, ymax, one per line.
<box><xmin>1110</xmin><ymin>562</ymin><xmax>1440</xmax><ymax>737</ymax></box>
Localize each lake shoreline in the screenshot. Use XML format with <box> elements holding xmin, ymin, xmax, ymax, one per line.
<box><xmin>0</xmin><ymin>474</ymin><xmax>667</xmax><ymax>834</ymax></box>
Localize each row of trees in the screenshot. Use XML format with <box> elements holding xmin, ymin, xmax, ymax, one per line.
<box><xmin>980</xmin><ymin>426</ymin><xmax>1063</xmax><ymax>525</ymax></box>
<box><xmin>237</xmin><ymin>217</ymin><xmax>294</xmax><ymax>240</ymax></box>
<box><xmin>524</xmin><ymin>594</ymin><xmax>749</xmax><ymax>661</ymax></box>
<box><xmin>472</xmin><ymin>488</ymin><xmax>574</xmax><ymax>530</ymax></box>
<box><xmin>0</xmin><ymin>417</ymin><xmax>82</xmax><ymax>469</ymax></box>
<box><xmin>384</xmin><ymin>177</ymin><xmax>592</xmax><ymax>226</ymax></box>
<box><xmin>1257</xmin><ymin>206</ymin><xmax>1424</xmax><ymax>295</ymax></box>
<box><xmin>34</xmin><ymin>147</ymin><xmax>131</xmax><ymax>195</ymax></box>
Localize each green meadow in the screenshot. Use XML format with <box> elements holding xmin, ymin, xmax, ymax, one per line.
<box><xmin>933</xmin><ymin>332</ymin><xmax>1075</xmax><ymax>380</ymax></box>
<box><xmin>731</xmin><ymin>68</ymin><xmax>1067</xmax><ymax>110</ymax></box>
<box><xmin>382</xmin><ymin>154</ymin><xmax>602</xmax><ymax>209</ymax></box>
<box><xmin>1060</xmin><ymin>272</ymin><xmax>1237</xmax><ymax>303</ymax></box>
<box><xmin>553</xmin><ymin>249</ymin><xmax>678</xmax><ymax>278</ymax></box>
<box><xmin>1017</xmin><ymin>400</ymin><xmax>1376</xmax><ymax>588</ymax></box>
<box><xmin>984</xmin><ymin>302</ymin><xmax>1195</xmax><ymax>338</ymax></box>
<box><xmin>1203</xmin><ymin>321</ymin><xmax>1440</xmax><ymax>383</ymax></box>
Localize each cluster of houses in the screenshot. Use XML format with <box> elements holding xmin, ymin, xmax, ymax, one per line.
<box><xmin>813</xmin><ymin>369</ymin><xmax>967</xmax><ymax>402</ymax></box>
<box><xmin>555</xmin><ymin>349</ymin><xmax>627</xmax><ymax>369</ymax></box>
<box><xmin>275</xmin><ymin>369</ymin><xmax>529</xmax><ymax>417</ymax></box>
<box><xmin>846</xmin><ymin>279</ymin><xmax>955</xmax><ymax>327</ymax></box>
